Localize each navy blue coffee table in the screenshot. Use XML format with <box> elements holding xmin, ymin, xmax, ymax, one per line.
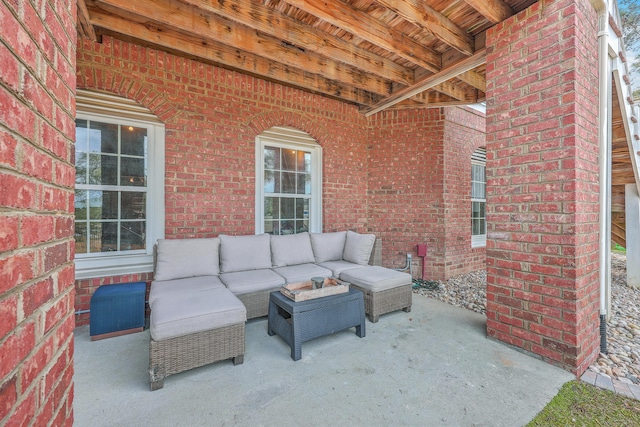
<box><xmin>268</xmin><ymin>288</ymin><xmax>365</xmax><ymax>361</ymax></box>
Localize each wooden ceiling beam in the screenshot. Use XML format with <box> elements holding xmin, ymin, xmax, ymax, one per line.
<box><xmin>374</xmin><ymin>0</ymin><xmax>474</xmax><ymax>55</ymax></box>
<box><xmin>456</xmin><ymin>70</ymin><xmax>486</xmax><ymax>92</ymax></box>
<box><xmin>431</xmin><ymin>82</ymin><xmax>479</xmax><ymax>102</ymax></box>
<box><xmin>281</xmin><ymin>0</ymin><xmax>442</xmax><ymax>73</ymax></box>
<box><xmin>391</xmin><ymin>97</ymin><xmax>478</xmax><ymax>110</ymax></box>
<box><xmin>362</xmin><ymin>48</ymin><xmax>486</xmax><ymax>116</ymax></box>
<box><xmin>77</xmin><ymin>0</ymin><xmax>97</xmax><ymax>41</ymax></box>
<box><xmin>90</xmin><ymin>0</ymin><xmax>394</xmax><ymax>96</ymax></box>
<box><xmin>463</xmin><ymin>0</ymin><xmax>514</xmax><ymax>24</ymax></box>
<box><xmin>87</xmin><ymin>11</ymin><xmax>382</xmax><ymax>106</ymax></box>
<box><xmin>182</xmin><ymin>0</ymin><xmax>414</xmax><ymax>86</ymax></box>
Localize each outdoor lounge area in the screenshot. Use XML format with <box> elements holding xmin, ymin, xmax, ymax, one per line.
<box><xmin>5</xmin><ymin>0</ymin><xmax>640</xmax><ymax>424</ymax></box>
<box><xmin>74</xmin><ymin>294</ymin><xmax>574</xmax><ymax>426</ymax></box>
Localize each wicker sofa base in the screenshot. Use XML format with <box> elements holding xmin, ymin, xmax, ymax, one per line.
<box><xmin>236</xmin><ymin>287</ymin><xmax>283</xmax><ymax>319</ymax></box>
<box><xmin>149</xmin><ymin>322</ymin><xmax>245</xmax><ymax>391</ymax></box>
<box><xmin>350</xmin><ymin>283</ymin><xmax>412</xmax><ymax>323</ymax></box>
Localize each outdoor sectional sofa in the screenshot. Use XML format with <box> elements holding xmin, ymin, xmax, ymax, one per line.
<box><xmin>147</xmin><ymin>231</ymin><xmax>412</xmax><ymax>390</ymax></box>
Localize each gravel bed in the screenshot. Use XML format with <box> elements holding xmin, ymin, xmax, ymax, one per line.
<box><xmin>413</xmin><ymin>253</ymin><xmax>639</xmax><ymax>383</ymax></box>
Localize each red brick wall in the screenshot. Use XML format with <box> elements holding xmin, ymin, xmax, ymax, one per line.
<box><xmin>443</xmin><ymin>107</ymin><xmax>487</xmax><ymax>279</ymax></box>
<box><xmin>75</xmin><ymin>36</ymin><xmax>372</xmax><ymax>324</ymax></box>
<box><xmin>485</xmin><ymin>0</ymin><xmax>600</xmax><ymax>375</ymax></box>
<box><xmin>368</xmin><ymin>108</ymin><xmax>447</xmax><ymax>278</ymax></box>
<box><xmin>0</xmin><ymin>0</ymin><xmax>76</xmax><ymax>424</ymax></box>
<box><xmin>74</xmin><ymin>36</ymin><xmax>488</xmax><ymax>324</ymax></box>
<box><xmin>368</xmin><ymin>107</ymin><xmax>487</xmax><ymax>280</ymax></box>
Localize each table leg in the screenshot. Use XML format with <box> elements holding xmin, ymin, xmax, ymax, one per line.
<box><xmin>291</xmin><ymin>316</ymin><xmax>301</xmax><ymax>361</ymax></box>
<box><xmin>356</xmin><ymin>322</ymin><xmax>365</xmax><ymax>338</ymax></box>
<box><xmin>267</xmin><ymin>299</ymin><xmax>276</xmax><ymax>336</ymax></box>
<box><xmin>356</xmin><ymin>297</ymin><xmax>366</xmax><ymax>338</ymax></box>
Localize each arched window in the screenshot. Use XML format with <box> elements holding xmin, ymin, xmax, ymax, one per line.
<box><xmin>255</xmin><ymin>126</ymin><xmax>322</xmax><ymax>234</ymax></box>
<box><xmin>75</xmin><ymin>90</ymin><xmax>165</xmax><ymax>278</ymax></box>
<box><xmin>471</xmin><ymin>147</ymin><xmax>486</xmax><ymax>248</ymax></box>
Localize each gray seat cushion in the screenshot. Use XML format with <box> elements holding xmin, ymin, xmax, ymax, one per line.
<box><xmin>270</xmin><ymin>232</ymin><xmax>315</xmax><ymax>267</ymax></box>
<box><xmin>150</xmin><ymin>287</ymin><xmax>246</xmax><ymax>341</ymax></box>
<box><xmin>272</xmin><ymin>263</ymin><xmax>333</xmax><ymax>284</ymax></box>
<box><xmin>154</xmin><ymin>238</ymin><xmax>220</xmax><ymax>281</ymax></box>
<box><xmin>310</xmin><ymin>231</ymin><xmax>346</xmax><ymax>262</ymax></box>
<box><xmin>340</xmin><ymin>266</ymin><xmax>412</xmax><ymax>292</ymax></box>
<box><xmin>220</xmin><ymin>269</ymin><xmax>286</xmax><ymax>295</ymax></box>
<box><xmin>219</xmin><ymin>234</ymin><xmax>272</xmax><ymax>273</ymax></box>
<box><xmin>342</xmin><ymin>231</ymin><xmax>376</xmax><ymax>265</ymax></box>
<box><xmin>149</xmin><ymin>276</ymin><xmax>226</xmax><ymax>308</ymax></box>
<box><xmin>317</xmin><ymin>260</ymin><xmax>362</xmax><ymax>276</ymax></box>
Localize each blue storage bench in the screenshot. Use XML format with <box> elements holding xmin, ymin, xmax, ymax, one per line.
<box><xmin>90</xmin><ymin>282</ymin><xmax>146</xmax><ymax>341</ymax></box>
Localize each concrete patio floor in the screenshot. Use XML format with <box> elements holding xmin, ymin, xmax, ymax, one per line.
<box><xmin>73</xmin><ymin>294</ymin><xmax>574</xmax><ymax>426</ymax></box>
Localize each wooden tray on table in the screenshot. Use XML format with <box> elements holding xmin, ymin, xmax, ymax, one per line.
<box><xmin>280</xmin><ymin>277</ymin><xmax>350</xmax><ymax>302</ymax></box>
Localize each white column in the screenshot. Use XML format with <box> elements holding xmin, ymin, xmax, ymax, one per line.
<box><xmin>626</xmin><ymin>183</ymin><xmax>640</xmax><ymax>289</ymax></box>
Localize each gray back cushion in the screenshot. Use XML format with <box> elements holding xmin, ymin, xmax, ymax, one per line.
<box><xmin>270</xmin><ymin>232</ymin><xmax>315</xmax><ymax>267</ymax></box>
<box><xmin>219</xmin><ymin>234</ymin><xmax>272</xmax><ymax>273</ymax></box>
<box><xmin>342</xmin><ymin>230</ymin><xmax>376</xmax><ymax>265</ymax></box>
<box><xmin>310</xmin><ymin>231</ymin><xmax>347</xmax><ymax>263</ymax></box>
<box><xmin>154</xmin><ymin>238</ymin><xmax>220</xmax><ymax>281</ymax></box>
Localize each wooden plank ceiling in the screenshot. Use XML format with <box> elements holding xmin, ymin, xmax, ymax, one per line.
<box><xmin>76</xmin><ymin>0</ymin><xmax>538</xmax><ymax>114</ymax></box>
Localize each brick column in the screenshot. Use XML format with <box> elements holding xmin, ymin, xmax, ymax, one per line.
<box><xmin>485</xmin><ymin>0</ymin><xmax>600</xmax><ymax>375</ymax></box>
<box><xmin>0</xmin><ymin>0</ymin><xmax>76</xmax><ymax>424</ymax></box>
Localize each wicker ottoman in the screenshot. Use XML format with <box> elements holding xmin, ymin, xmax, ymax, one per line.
<box><xmin>149</xmin><ymin>287</ymin><xmax>246</xmax><ymax>390</ymax></box>
<box><xmin>340</xmin><ymin>266</ymin><xmax>412</xmax><ymax>323</ymax></box>
<box><xmin>90</xmin><ymin>281</ymin><xmax>146</xmax><ymax>341</ymax></box>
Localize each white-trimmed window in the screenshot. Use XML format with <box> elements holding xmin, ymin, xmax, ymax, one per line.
<box><xmin>75</xmin><ymin>90</ymin><xmax>165</xmax><ymax>279</ymax></box>
<box><xmin>471</xmin><ymin>147</ymin><xmax>486</xmax><ymax>248</ymax></box>
<box><xmin>255</xmin><ymin>126</ymin><xmax>322</xmax><ymax>234</ymax></box>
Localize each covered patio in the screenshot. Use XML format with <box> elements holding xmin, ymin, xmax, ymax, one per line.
<box><xmin>3</xmin><ymin>0</ymin><xmax>640</xmax><ymax>424</ymax></box>
<box><xmin>74</xmin><ymin>295</ymin><xmax>573</xmax><ymax>426</ymax></box>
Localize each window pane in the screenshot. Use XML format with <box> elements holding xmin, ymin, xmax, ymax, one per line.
<box><xmin>297</xmin><ymin>151</ymin><xmax>311</xmax><ymax>172</ymax></box>
<box><xmin>472</xmin><ymin>201</ymin><xmax>481</xmax><ymax>218</ymax></box>
<box><xmin>264</xmin><ymin>147</ymin><xmax>278</xmax><ymax>170</ymax></box>
<box><xmin>120</xmin><ymin>222</ymin><xmax>145</xmax><ymax>250</ymax></box>
<box><xmin>75</xmin><ymin>222</ymin><xmax>87</xmax><ymax>254</ymax></box>
<box><xmin>121</xmin><ymin>157</ymin><xmax>146</xmax><ymax>187</ymax></box>
<box><xmin>121</xmin><ymin>126</ymin><xmax>147</xmax><ymax>156</ymax></box>
<box><xmin>264</xmin><ymin>220</ymin><xmax>278</xmax><ymax>235</ymax></box>
<box><xmin>76</xmin><ymin>119</ymin><xmax>88</xmax><ymax>133</ymax></box>
<box><xmin>75</xmin><ymin>152</ymin><xmax>87</xmax><ymax>184</ymax></box>
<box><xmin>297</xmin><ymin>173</ymin><xmax>311</xmax><ymax>194</ymax></box>
<box><xmin>282</xmin><ymin>149</ymin><xmax>296</xmax><ymax>171</ymax></box>
<box><xmin>88</xmin><ymin>154</ymin><xmax>117</xmax><ymax>185</ymax></box>
<box><xmin>75</xmin><ymin>121</ymin><xmax>89</xmax><ymax>184</ymax></box>
<box><xmin>281</xmin><ymin>172</ymin><xmax>296</xmax><ymax>194</ymax></box>
<box><xmin>472</xmin><ymin>219</ymin><xmax>482</xmax><ymax>236</ymax></box>
<box><xmin>295</xmin><ymin>220</ymin><xmax>309</xmax><ymax>233</ymax></box>
<box><xmin>264</xmin><ymin>171</ymin><xmax>276</xmax><ymax>193</ymax></box>
<box><xmin>99</xmin><ymin>191</ymin><xmax>118</xmax><ymax>219</ymax></box>
<box><xmin>295</xmin><ymin>198</ymin><xmax>305</xmax><ymax>219</ymax></box>
<box><xmin>280</xmin><ymin>220</ymin><xmax>295</xmax><ymax>234</ymax></box>
<box><xmin>480</xmin><ymin>202</ymin><xmax>485</xmax><ymax>218</ymax></box>
<box><xmin>122</xmin><ymin>192</ymin><xmax>146</xmax><ymax>219</ymax></box>
<box><xmin>280</xmin><ymin>198</ymin><xmax>295</xmax><ymax>219</ymax></box>
<box><xmin>75</xmin><ymin>190</ymin><xmax>88</xmax><ymax>220</ymax></box>
<box><xmin>264</xmin><ymin>197</ymin><xmax>279</xmax><ymax>219</ymax></box>
<box><xmin>88</xmin><ymin>122</ymin><xmax>118</xmax><ymax>154</ymax></box>
<box><xmin>88</xmin><ymin>191</ymin><xmax>101</xmax><ymax>220</ymax></box>
<box><xmin>97</xmin><ymin>222</ymin><xmax>117</xmax><ymax>252</ymax></box>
